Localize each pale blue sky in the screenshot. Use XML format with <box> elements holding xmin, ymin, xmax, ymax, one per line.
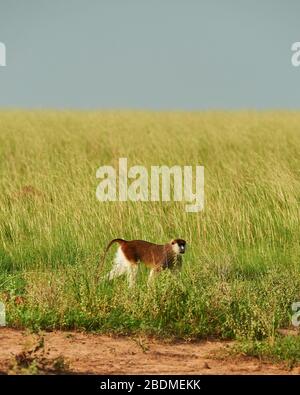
<box><xmin>0</xmin><ymin>0</ymin><xmax>300</xmax><ymax>109</ymax></box>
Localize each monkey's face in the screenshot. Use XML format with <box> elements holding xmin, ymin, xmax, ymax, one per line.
<box><xmin>171</xmin><ymin>239</ymin><xmax>186</xmax><ymax>254</ymax></box>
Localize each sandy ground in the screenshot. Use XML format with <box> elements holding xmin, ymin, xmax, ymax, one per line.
<box><xmin>0</xmin><ymin>328</ymin><xmax>298</xmax><ymax>375</ymax></box>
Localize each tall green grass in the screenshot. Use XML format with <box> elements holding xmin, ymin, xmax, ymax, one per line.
<box><xmin>1</xmin><ymin>111</ymin><xmax>300</xmax><ymax>351</ymax></box>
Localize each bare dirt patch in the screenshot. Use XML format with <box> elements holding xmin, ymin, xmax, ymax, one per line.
<box><xmin>0</xmin><ymin>328</ymin><xmax>298</xmax><ymax>375</ymax></box>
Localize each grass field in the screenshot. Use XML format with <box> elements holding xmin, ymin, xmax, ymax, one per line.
<box><xmin>1</xmin><ymin>110</ymin><xmax>300</xmax><ymax>362</ymax></box>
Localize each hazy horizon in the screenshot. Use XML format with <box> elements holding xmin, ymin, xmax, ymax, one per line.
<box><xmin>1</xmin><ymin>0</ymin><xmax>300</xmax><ymax>110</ymax></box>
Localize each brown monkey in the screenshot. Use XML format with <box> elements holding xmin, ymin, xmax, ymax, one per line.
<box><xmin>102</xmin><ymin>238</ymin><xmax>186</xmax><ymax>287</ymax></box>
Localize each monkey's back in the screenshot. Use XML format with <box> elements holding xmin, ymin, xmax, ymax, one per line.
<box><xmin>121</xmin><ymin>240</ymin><xmax>170</xmax><ymax>268</ymax></box>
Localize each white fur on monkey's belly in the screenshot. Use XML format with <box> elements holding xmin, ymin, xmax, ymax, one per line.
<box><xmin>114</xmin><ymin>247</ymin><xmax>132</xmax><ymax>269</ymax></box>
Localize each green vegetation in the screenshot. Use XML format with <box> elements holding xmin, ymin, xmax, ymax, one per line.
<box><xmin>234</xmin><ymin>336</ymin><xmax>300</xmax><ymax>368</ymax></box>
<box><xmin>1</xmin><ymin>110</ymin><xmax>300</xmax><ymax>361</ymax></box>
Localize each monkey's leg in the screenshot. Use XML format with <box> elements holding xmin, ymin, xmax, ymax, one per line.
<box><xmin>107</xmin><ymin>248</ymin><xmax>129</xmax><ymax>281</ymax></box>
<box><xmin>147</xmin><ymin>268</ymin><xmax>160</xmax><ymax>286</ymax></box>
<box><xmin>127</xmin><ymin>264</ymin><xmax>138</xmax><ymax>288</ymax></box>
<box><xmin>170</xmin><ymin>255</ymin><xmax>183</xmax><ymax>274</ymax></box>
<box><xmin>107</xmin><ymin>263</ymin><xmax>127</xmax><ymax>280</ymax></box>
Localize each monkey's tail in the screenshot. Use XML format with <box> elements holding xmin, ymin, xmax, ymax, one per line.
<box><xmin>97</xmin><ymin>239</ymin><xmax>125</xmax><ymax>280</ymax></box>
<box><xmin>103</xmin><ymin>239</ymin><xmax>125</xmax><ymax>262</ymax></box>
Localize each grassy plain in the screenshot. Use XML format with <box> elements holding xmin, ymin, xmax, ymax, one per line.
<box><xmin>0</xmin><ymin>110</ymin><xmax>300</xmax><ymax>362</ymax></box>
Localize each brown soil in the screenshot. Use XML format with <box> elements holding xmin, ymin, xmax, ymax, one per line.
<box><xmin>0</xmin><ymin>328</ymin><xmax>298</xmax><ymax>375</ymax></box>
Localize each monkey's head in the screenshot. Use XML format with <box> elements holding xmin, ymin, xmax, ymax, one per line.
<box><xmin>171</xmin><ymin>239</ymin><xmax>186</xmax><ymax>254</ymax></box>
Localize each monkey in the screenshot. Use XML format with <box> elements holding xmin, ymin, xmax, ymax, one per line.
<box><xmin>101</xmin><ymin>238</ymin><xmax>186</xmax><ymax>287</ymax></box>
